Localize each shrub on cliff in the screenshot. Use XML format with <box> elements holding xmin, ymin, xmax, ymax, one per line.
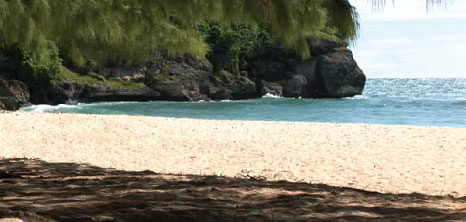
<box><xmin>0</xmin><ymin>44</ymin><xmax>61</xmax><ymax>87</ymax></box>
<box><xmin>198</xmin><ymin>22</ymin><xmax>276</xmax><ymax>75</ymax></box>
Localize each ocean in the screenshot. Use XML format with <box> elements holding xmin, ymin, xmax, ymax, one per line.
<box><xmin>22</xmin><ymin>78</ymin><xmax>466</xmax><ymax>128</ymax></box>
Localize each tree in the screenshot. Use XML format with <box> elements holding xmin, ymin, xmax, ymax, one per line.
<box><xmin>0</xmin><ymin>0</ymin><xmax>445</xmax><ymax>67</ymax></box>
<box><xmin>0</xmin><ymin>0</ymin><xmax>358</xmax><ymax>66</ymax></box>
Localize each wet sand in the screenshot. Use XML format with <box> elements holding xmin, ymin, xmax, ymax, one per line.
<box><xmin>1</xmin><ymin>112</ymin><xmax>465</xmax><ymax>197</ymax></box>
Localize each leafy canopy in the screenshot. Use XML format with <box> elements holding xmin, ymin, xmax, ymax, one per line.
<box><xmin>0</xmin><ymin>0</ymin><xmax>359</xmax><ymax>66</ymax></box>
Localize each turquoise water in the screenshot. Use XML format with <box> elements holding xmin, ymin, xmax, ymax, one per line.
<box><xmin>22</xmin><ymin>78</ymin><xmax>466</xmax><ymax>128</ymax></box>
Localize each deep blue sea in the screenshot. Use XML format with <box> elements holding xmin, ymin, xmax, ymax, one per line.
<box><xmin>22</xmin><ymin>78</ymin><xmax>466</xmax><ymax>128</ymax></box>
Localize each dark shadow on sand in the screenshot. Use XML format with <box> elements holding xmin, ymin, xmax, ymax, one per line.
<box><xmin>1</xmin><ymin>158</ymin><xmax>465</xmax><ymax>222</ymax></box>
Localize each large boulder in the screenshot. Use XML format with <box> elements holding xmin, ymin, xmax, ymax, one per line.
<box><xmin>145</xmin><ymin>56</ymin><xmax>212</xmax><ymax>101</ymax></box>
<box><xmin>0</xmin><ymin>80</ymin><xmax>30</xmax><ymax>111</ymax></box>
<box><xmin>315</xmin><ymin>49</ymin><xmax>366</xmax><ymax>97</ymax></box>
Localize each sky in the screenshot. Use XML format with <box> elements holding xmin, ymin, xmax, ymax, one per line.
<box><xmin>349</xmin><ymin>0</ymin><xmax>466</xmax><ymax>78</ymax></box>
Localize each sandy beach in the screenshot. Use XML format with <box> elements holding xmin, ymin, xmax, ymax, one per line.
<box><xmin>1</xmin><ymin>112</ymin><xmax>465</xmax><ymax>197</ymax></box>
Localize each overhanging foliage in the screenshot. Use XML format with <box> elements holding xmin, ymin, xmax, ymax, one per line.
<box><xmin>0</xmin><ymin>0</ymin><xmax>359</xmax><ymax>66</ymax></box>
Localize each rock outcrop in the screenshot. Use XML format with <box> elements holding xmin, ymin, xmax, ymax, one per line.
<box><xmin>246</xmin><ymin>38</ymin><xmax>365</xmax><ymax>98</ymax></box>
<box><xmin>315</xmin><ymin>49</ymin><xmax>366</xmax><ymax>97</ymax></box>
<box><xmin>1</xmin><ymin>37</ymin><xmax>366</xmax><ymax>108</ymax></box>
<box><xmin>0</xmin><ymin>80</ymin><xmax>30</xmax><ymax>111</ymax></box>
<box><xmin>48</xmin><ymin>82</ymin><xmax>161</xmax><ymax>104</ymax></box>
<box><xmin>144</xmin><ymin>56</ymin><xmax>212</xmax><ymax>101</ymax></box>
<box><xmin>49</xmin><ymin>56</ymin><xmax>257</xmax><ymax>103</ymax></box>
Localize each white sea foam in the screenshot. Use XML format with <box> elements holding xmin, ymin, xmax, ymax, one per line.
<box><xmin>220</xmin><ymin>99</ymin><xmax>232</xmax><ymax>102</ymax></box>
<box><xmin>262</xmin><ymin>93</ymin><xmax>282</xmax><ymax>99</ymax></box>
<box><xmin>83</xmin><ymin>101</ymin><xmax>139</xmax><ymax>106</ymax></box>
<box><xmin>343</xmin><ymin>95</ymin><xmax>367</xmax><ymax>100</ymax></box>
<box><xmin>21</xmin><ymin>104</ymin><xmax>79</xmax><ymax>113</ymax></box>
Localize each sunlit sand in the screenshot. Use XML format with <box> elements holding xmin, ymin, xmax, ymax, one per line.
<box><xmin>1</xmin><ymin>112</ymin><xmax>465</xmax><ymax>197</ymax></box>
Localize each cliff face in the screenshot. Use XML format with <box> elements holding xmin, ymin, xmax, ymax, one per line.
<box><xmin>0</xmin><ymin>38</ymin><xmax>366</xmax><ymax>110</ymax></box>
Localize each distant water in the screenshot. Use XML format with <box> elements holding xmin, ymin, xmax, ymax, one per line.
<box><xmin>22</xmin><ymin>78</ymin><xmax>466</xmax><ymax>128</ymax></box>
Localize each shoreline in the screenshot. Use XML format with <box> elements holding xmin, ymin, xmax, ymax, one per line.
<box><xmin>17</xmin><ymin>107</ymin><xmax>466</xmax><ymax>129</ymax></box>
<box><xmin>1</xmin><ymin>112</ymin><xmax>466</xmax><ymax>197</ymax></box>
<box><xmin>19</xmin><ymin>111</ymin><xmax>466</xmax><ymax>129</ymax></box>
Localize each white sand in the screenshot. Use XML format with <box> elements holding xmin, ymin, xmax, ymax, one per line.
<box><xmin>1</xmin><ymin>112</ymin><xmax>465</xmax><ymax>196</ymax></box>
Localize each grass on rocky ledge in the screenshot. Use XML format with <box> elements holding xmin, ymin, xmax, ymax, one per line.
<box><xmin>153</xmin><ymin>74</ymin><xmax>181</xmax><ymax>82</ymax></box>
<box><xmin>212</xmin><ymin>70</ymin><xmax>255</xmax><ymax>87</ymax></box>
<box><xmin>152</xmin><ymin>65</ymin><xmax>181</xmax><ymax>82</ymax></box>
<box><xmin>52</xmin><ymin>67</ymin><xmax>146</xmax><ymax>90</ymax></box>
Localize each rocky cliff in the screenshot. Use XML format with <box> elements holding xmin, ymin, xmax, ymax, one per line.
<box><xmin>0</xmin><ymin>38</ymin><xmax>365</xmax><ymax>110</ymax></box>
<box><xmin>246</xmin><ymin>38</ymin><xmax>365</xmax><ymax>98</ymax></box>
<box><xmin>0</xmin><ymin>79</ymin><xmax>30</xmax><ymax>111</ymax></box>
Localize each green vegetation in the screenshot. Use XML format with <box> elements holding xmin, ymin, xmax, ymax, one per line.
<box><xmin>0</xmin><ymin>44</ymin><xmax>62</xmax><ymax>86</ymax></box>
<box><xmin>0</xmin><ymin>0</ymin><xmax>360</xmax><ymax>67</ymax></box>
<box><xmin>237</xmin><ymin>75</ymin><xmax>255</xmax><ymax>87</ymax></box>
<box><xmin>0</xmin><ymin>45</ymin><xmax>144</xmax><ymax>90</ymax></box>
<box><xmin>50</xmin><ymin>68</ymin><xmax>99</xmax><ymax>86</ymax></box>
<box><xmin>198</xmin><ymin>22</ymin><xmax>275</xmax><ymax>75</ymax></box>
<box><xmin>211</xmin><ymin>70</ymin><xmax>254</xmax><ymax>87</ymax></box>
<box><xmin>0</xmin><ymin>0</ymin><xmax>443</xmax><ymax>90</ymax></box>
<box><xmin>0</xmin><ymin>0</ymin><xmax>361</xmax><ymax>89</ymax></box>
<box><xmin>152</xmin><ymin>64</ymin><xmax>181</xmax><ymax>82</ymax></box>
<box><xmin>53</xmin><ymin>68</ymin><xmax>145</xmax><ymax>90</ymax></box>
<box><xmin>106</xmin><ymin>77</ymin><xmax>146</xmax><ymax>90</ymax></box>
<box><xmin>153</xmin><ymin>74</ymin><xmax>181</xmax><ymax>83</ymax></box>
<box><xmin>317</xmin><ymin>27</ymin><xmax>342</xmax><ymax>42</ymax></box>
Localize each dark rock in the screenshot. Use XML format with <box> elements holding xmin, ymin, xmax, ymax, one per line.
<box><xmin>0</xmin><ymin>55</ymin><xmax>18</xmax><ymax>80</ymax></box>
<box><xmin>308</xmin><ymin>37</ymin><xmax>346</xmax><ymax>55</ymax></box>
<box><xmin>229</xmin><ymin>78</ymin><xmax>257</xmax><ymax>100</ymax></box>
<box><xmin>0</xmin><ymin>80</ymin><xmax>29</xmax><ymax>102</ymax></box>
<box><xmin>208</xmin><ymin>86</ymin><xmax>232</xmax><ymax>100</ymax></box>
<box><xmin>211</xmin><ymin>71</ymin><xmax>257</xmax><ymax>100</ymax></box>
<box><xmin>99</xmin><ymin>67</ymin><xmax>145</xmax><ymax>79</ymax></box>
<box><xmin>261</xmin><ymin>81</ymin><xmax>283</xmax><ymax>97</ymax></box>
<box><xmin>50</xmin><ymin>82</ymin><xmax>161</xmax><ymax>103</ymax></box>
<box><xmin>144</xmin><ymin>56</ymin><xmax>257</xmax><ymax>101</ymax></box>
<box><xmin>0</xmin><ymin>97</ymin><xmax>19</xmax><ymax>111</ymax></box>
<box><xmin>315</xmin><ymin>49</ymin><xmax>366</xmax><ymax>98</ymax></box>
<box><xmin>80</xmin><ymin>85</ymin><xmax>161</xmax><ymax>102</ymax></box>
<box><xmin>247</xmin><ymin>47</ymin><xmax>299</xmax><ymax>82</ymax></box>
<box><xmin>247</xmin><ymin>40</ymin><xmax>365</xmax><ymax>98</ymax></box>
<box><xmin>0</xmin><ymin>80</ymin><xmax>30</xmax><ymax>111</ymax></box>
<box><xmin>145</xmin><ymin>56</ymin><xmax>212</xmax><ymax>101</ymax></box>
<box><xmin>284</xmin><ymin>75</ymin><xmax>308</xmax><ymax>97</ymax></box>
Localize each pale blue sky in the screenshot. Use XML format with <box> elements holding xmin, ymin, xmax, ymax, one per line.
<box><xmin>349</xmin><ymin>0</ymin><xmax>466</xmax><ymax>78</ymax></box>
